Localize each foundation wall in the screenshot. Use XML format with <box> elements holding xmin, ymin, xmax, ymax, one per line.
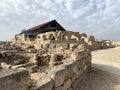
<box><xmin>0</xmin><ymin>69</ymin><xmax>30</xmax><ymax>90</ymax></box>
<box><xmin>30</xmin><ymin>51</ymin><xmax>91</xmax><ymax>90</ymax></box>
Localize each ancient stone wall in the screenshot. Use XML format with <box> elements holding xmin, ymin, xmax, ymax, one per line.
<box><xmin>2</xmin><ymin>29</ymin><xmax>116</xmax><ymax>90</ymax></box>
<box><xmin>111</xmin><ymin>41</ymin><xmax>120</xmax><ymax>47</ymax></box>
<box><xmin>36</xmin><ymin>31</ymin><xmax>81</xmax><ymax>42</ymax></box>
<box><xmin>1</xmin><ymin>24</ymin><xmax>119</xmax><ymax>90</ymax></box>
<box><xmin>1</xmin><ymin>34</ymin><xmax>92</xmax><ymax>90</ymax></box>
<box><xmin>30</xmin><ymin>50</ymin><xmax>91</xmax><ymax>90</ymax></box>
<box><xmin>81</xmin><ymin>34</ymin><xmax>115</xmax><ymax>50</ymax></box>
<box><xmin>0</xmin><ymin>69</ymin><xmax>30</xmax><ymax>90</ymax></box>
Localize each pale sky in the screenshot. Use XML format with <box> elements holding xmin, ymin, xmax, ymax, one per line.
<box><xmin>0</xmin><ymin>0</ymin><xmax>120</xmax><ymax>41</ymax></box>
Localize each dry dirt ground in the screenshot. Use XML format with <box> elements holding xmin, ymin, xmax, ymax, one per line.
<box><xmin>92</xmin><ymin>47</ymin><xmax>120</xmax><ymax>75</ymax></box>
<box><xmin>76</xmin><ymin>47</ymin><xmax>120</xmax><ymax>90</ymax></box>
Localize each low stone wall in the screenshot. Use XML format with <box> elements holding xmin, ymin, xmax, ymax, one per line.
<box><xmin>0</xmin><ymin>40</ymin><xmax>92</xmax><ymax>90</ymax></box>
<box><xmin>34</xmin><ymin>40</ymin><xmax>86</xmax><ymax>49</ymax></box>
<box><xmin>111</xmin><ymin>41</ymin><xmax>120</xmax><ymax>47</ymax></box>
<box><xmin>30</xmin><ymin>50</ymin><xmax>91</xmax><ymax>90</ymax></box>
<box><xmin>88</xmin><ymin>41</ymin><xmax>102</xmax><ymax>50</ymax></box>
<box><xmin>0</xmin><ymin>69</ymin><xmax>30</xmax><ymax>90</ymax></box>
<box><xmin>88</xmin><ymin>41</ymin><xmax>115</xmax><ymax>50</ymax></box>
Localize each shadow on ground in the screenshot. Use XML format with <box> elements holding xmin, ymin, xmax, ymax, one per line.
<box><xmin>92</xmin><ymin>63</ymin><xmax>120</xmax><ymax>75</ymax></box>
<box><xmin>77</xmin><ymin>67</ymin><xmax>120</xmax><ymax>90</ymax></box>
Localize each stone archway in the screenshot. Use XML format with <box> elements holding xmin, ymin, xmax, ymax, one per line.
<box><xmin>48</xmin><ymin>34</ymin><xmax>55</xmax><ymax>40</ymax></box>
<box><xmin>81</xmin><ymin>33</ymin><xmax>87</xmax><ymax>41</ymax></box>
<box><xmin>64</xmin><ymin>32</ymin><xmax>72</xmax><ymax>41</ymax></box>
<box><xmin>42</xmin><ymin>35</ymin><xmax>47</xmax><ymax>41</ymax></box>
<box><xmin>70</xmin><ymin>32</ymin><xmax>81</xmax><ymax>41</ymax></box>
<box><xmin>71</xmin><ymin>35</ymin><xmax>76</xmax><ymax>40</ymax></box>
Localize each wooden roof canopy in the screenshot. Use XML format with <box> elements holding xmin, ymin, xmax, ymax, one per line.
<box><xmin>26</xmin><ymin>20</ymin><xmax>66</xmax><ymax>33</ymax></box>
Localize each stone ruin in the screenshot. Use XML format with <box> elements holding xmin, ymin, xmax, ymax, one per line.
<box><xmin>12</xmin><ymin>30</ymin><xmax>116</xmax><ymax>51</ymax></box>
<box><xmin>0</xmin><ymin>30</ymin><xmax>92</xmax><ymax>90</ymax></box>
<box><xmin>0</xmin><ymin>20</ymin><xmax>118</xmax><ymax>90</ymax></box>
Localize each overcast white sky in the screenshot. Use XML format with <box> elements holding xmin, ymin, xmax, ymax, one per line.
<box><xmin>0</xmin><ymin>0</ymin><xmax>120</xmax><ymax>41</ymax></box>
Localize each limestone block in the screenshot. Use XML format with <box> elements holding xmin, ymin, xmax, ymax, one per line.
<box><xmin>77</xmin><ymin>44</ymin><xmax>87</xmax><ymax>51</ymax></box>
<box><xmin>62</xmin><ymin>44</ymin><xmax>69</xmax><ymax>49</ymax></box>
<box><xmin>32</xmin><ymin>54</ymin><xmax>38</xmax><ymax>60</ymax></box>
<box><xmin>72</xmin><ymin>61</ymin><xmax>79</xmax><ymax>74</ymax></box>
<box><xmin>1</xmin><ymin>62</ymin><xmax>12</xmax><ymax>69</ymax></box>
<box><xmin>83</xmin><ymin>65</ymin><xmax>87</xmax><ymax>72</ymax></box>
<box><xmin>84</xmin><ymin>50</ymin><xmax>89</xmax><ymax>57</ymax></box>
<box><xmin>78</xmin><ymin>58</ymin><xmax>86</xmax><ymax>68</ymax></box>
<box><xmin>43</xmin><ymin>44</ymin><xmax>49</xmax><ymax>48</ymax></box>
<box><xmin>68</xmin><ymin>88</ymin><xmax>72</xmax><ymax>90</ymax></box>
<box><xmin>71</xmin><ymin>51</ymin><xmax>85</xmax><ymax>60</ymax></box>
<box><xmin>49</xmin><ymin>61</ymin><xmax>63</xmax><ymax>68</ymax></box>
<box><xmin>11</xmin><ymin>64</ymin><xmax>24</xmax><ymax>70</ymax></box>
<box><xmin>0</xmin><ymin>69</ymin><xmax>30</xmax><ymax>90</ymax></box>
<box><xmin>85</xmin><ymin>55</ymin><xmax>92</xmax><ymax>64</ymax></box>
<box><xmin>75</xmin><ymin>71</ymin><xmax>80</xmax><ymax>79</ymax></box>
<box><xmin>29</xmin><ymin>59</ymin><xmax>37</xmax><ymax>64</ymax></box>
<box><xmin>71</xmin><ymin>74</ymin><xmax>76</xmax><ymax>83</ymax></box>
<box><xmin>70</xmin><ymin>44</ymin><xmax>78</xmax><ymax>50</ymax></box>
<box><xmin>63</xmin><ymin>60</ymin><xmax>79</xmax><ymax>74</ymax></box>
<box><xmin>48</xmin><ymin>67</ymin><xmax>65</xmax><ymax>88</ymax></box>
<box><xmin>63</xmin><ymin>79</ymin><xmax>72</xmax><ymax>90</ymax></box>
<box><xmin>56</xmin><ymin>44</ymin><xmax>63</xmax><ymax>48</ymax></box>
<box><xmin>49</xmin><ymin>44</ymin><xmax>56</xmax><ymax>48</ymax></box>
<box><xmin>79</xmin><ymin>69</ymin><xmax>84</xmax><ymax>76</ymax></box>
<box><xmin>49</xmin><ymin>62</ymin><xmax>56</xmax><ymax>67</ymax></box>
<box><xmin>0</xmin><ymin>65</ymin><xmax>2</xmax><ymax>70</ymax></box>
<box><xmin>87</xmin><ymin>49</ymin><xmax>91</xmax><ymax>55</ymax></box>
<box><xmin>50</xmin><ymin>54</ymin><xmax>58</xmax><ymax>62</ymax></box>
<box><xmin>6</xmin><ymin>52</ymin><xmax>12</xmax><ymax>56</ymax></box>
<box><xmin>62</xmin><ymin>60</ymin><xmax>76</xmax><ymax>80</ymax></box>
<box><xmin>71</xmin><ymin>79</ymin><xmax>79</xmax><ymax>89</ymax></box>
<box><xmin>86</xmin><ymin>36</ymin><xmax>95</xmax><ymax>42</ymax></box>
<box><xmin>29</xmin><ymin>65</ymin><xmax>38</xmax><ymax>73</ymax></box>
<box><xmin>54</xmin><ymin>86</ymin><xmax>63</xmax><ymax>90</ymax></box>
<box><xmin>32</xmin><ymin>78</ymin><xmax>54</xmax><ymax>90</ymax></box>
<box><xmin>86</xmin><ymin>62</ymin><xmax>92</xmax><ymax>71</ymax></box>
<box><xmin>31</xmin><ymin>72</ymin><xmax>49</xmax><ymax>82</ymax></box>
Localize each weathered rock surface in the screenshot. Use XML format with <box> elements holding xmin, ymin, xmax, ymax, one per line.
<box><xmin>0</xmin><ymin>69</ymin><xmax>30</xmax><ymax>90</ymax></box>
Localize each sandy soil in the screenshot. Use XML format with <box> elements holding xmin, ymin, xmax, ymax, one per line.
<box><xmin>76</xmin><ymin>47</ymin><xmax>120</xmax><ymax>90</ymax></box>
<box><xmin>92</xmin><ymin>47</ymin><xmax>120</xmax><ymax>75</ymax></box>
